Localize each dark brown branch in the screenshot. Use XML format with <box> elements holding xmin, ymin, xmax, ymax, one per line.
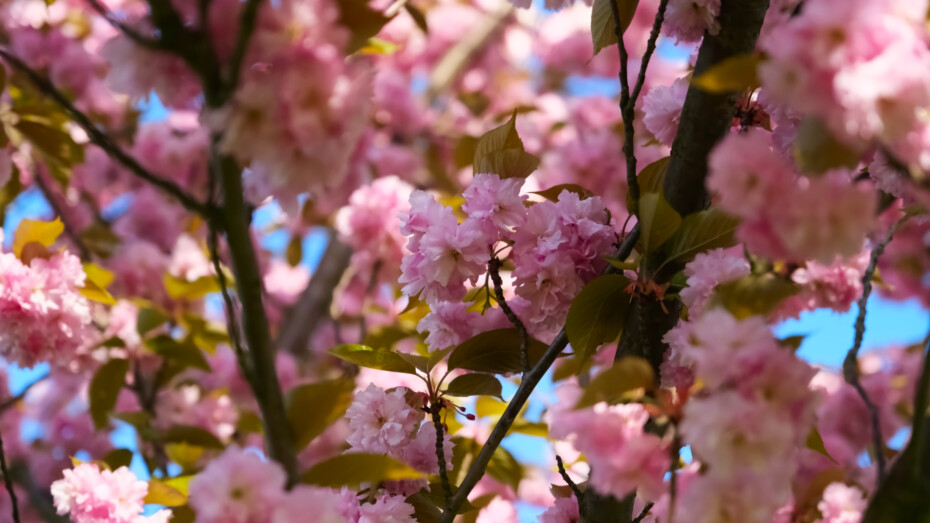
<box><xmin>556</xmin><ymin>455</ymin><xmax>584</xmax><ymax>508</ymax></box>
<box><xmin>221</xmin><ymin>0</ymin><xmax>265</xmax><ymax>103</ymax></box>
<box><xmin>84</xmin><ymin>0</ymin><xmax>163</xmax><ymax>49</ymax></box>
<box><xmin>0</xmin><ymin>49</ymin><xmax>214</xmax><ymax>219</ymax></box>
<box><xmin>632</xmin><ymin>502</ymin><xmax>654</xmax><ymax>523</ymax></box>
<box><xmin>662</xmin><ymin>0</ymin><xmax>771</xmax><ymax>216</ymax></box>
<box><xmin>488</xmin><ymin>257</ymin><xmax>529</xmax><ymax>373</ymax></box>
<box><xmin>277</xmin><ymin>231</ymin><xmax>353</xmax><ymax>355</ymax></box>
<box><xmin>431</xmin><ymin>403</ymin><xmax>452</xmax><ymax>500</ymax></box>
<box><xmin>0</xmin><ymin>373</ymin><xmax>48</xmax><ymax>414</ymax></box>
<box><xmin>0</xmin><ymin>428</ymin><xmax>20</xmax><ymax>523</ymax></box>
<box><xmin>843</xmin><ymin>213</ymin><xmax>911</xmax><ymax>482</ymax></box>
<box><xmin>439</xmin><ymin>226</ymin><xmax>641</xmax><ymax>521</ymax></box>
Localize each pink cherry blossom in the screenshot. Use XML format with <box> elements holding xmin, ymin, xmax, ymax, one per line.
<box><xmin>642</xmin><ymin>77</ymin><xmax>689</xmax><ymax>146</ymax></box>
<box><xmin>678</xmin><ymin>248</ymin><xmax>750</xmax><ymax>314</ymax></box>
<box><xmin>663</xmin><ymin>0</ymin><xmax>721</xmax><ymax>43</ymax></box>
<box><xmin>539</xmin><ymin>496</ymin><xmax>580</xmax><ymax>523</ymax></box>
<box><xmin>817</xmin><ymin>483</ymin><xmax>867</xmax><ymax>523</ymax></box>
<box><xmin>345</xmin><ymin>384</ymin><xmax>423</xmax><ymax>454</ymax></box>
<box><xmin>51</xmin><ymin>464</ymin><xmax>168</xmax><ymax>523</ymax></box>
<box><xmin>358</xmin><ymin>494</ymin><xmax>416</xmax><ymax>523</ymax></box>
<box><xmin>189</xmin><ymin>447</ymin><xmax>287</xmax><ymax>523</ymax></box>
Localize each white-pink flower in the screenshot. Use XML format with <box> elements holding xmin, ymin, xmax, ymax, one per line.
<box><xmin>345</xmin><ymin>384</ymin><xmax>422</xmax><ymax>454</ymax></box>
<box><xmin>51</xmin><ymin>464</ymin><xmax>168</xmax><ymax>523</ymax></box>
<box><xmin>189</xmin><ymin>447</ymin><xmax>287</xmax><ymax>523</ymax></box>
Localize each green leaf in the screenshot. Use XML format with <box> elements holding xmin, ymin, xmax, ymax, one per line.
<box><xmin>89</xmin><ymin>358</ymin><xmax>128</xmax><ymax>430</ymax></box>
<box><xmin>447</xmin><ymin>328</ymin><xmax>548</xmax><ymax>374</ymax></box>
<box><xmin>691</xmin><ymin>54</ymin><xmax>763</xmax><ymax>93</ymax></box>
<box><xmin>805</xmin><ymin>427</ymin><xmax>836</xmax><ymax>463</ymax></box>
<box><xmin>144</xmin><ymin>476</ymin><xmax>191</xmax><ymax>507</ymax></box>
<box><xmin>112</xmin><ymin>411</ymin><xmax>151</xmax><ymax>431</ymax></box>
<box><xmin>145</xmin><ymin>335</ymin><xmax>211</xmax><ymax>372</ymax></box>
<box><xmin>661</xmin><ymin>208</ymin><xmax>740</xmax><ymax>266</ymax></box>
<box><xmin>638</xmin><ymin>192</ymin><xmax>682</xmax><ymax>254</ymax></box>
<box><xmin>473</xmin><ymin>111</ymin><xmax>540</xmax><ymax>179</ymax></box>
<box><xmin>711</xmin><ymin>274</ymin><xmax>800</xmax><ymax>319</ymax></box>
<box><xmin>163</xmin><ymin>274</ymin><xmax>220</xmax><ymax>300</ymax></box>
<box><xmin>14</xmin><ymin>119</ymin><xmax>83</xmax><ymax>166</ymax></box>
<box><xmin>486</xmin><ymin>446</ymin><xmax>523</xmax><ymax>491</ymax></box>
<box><xmin>475</xmin><ymin>396</ymin><xmax>508</xmax><ymax>418</ymax></box>
<box><xmin>102</xmin><ymin>448</ymin><xmax>134</xmax><ymax>470</ymax></box>
<box><xmin>137</xmin><ymin>307</ymin><xmax>171</xmax><ymax>336</ymax></box>
<box><xmin>13</xmin><ymin>217</ymin><xmax>63</xmax><ymax>258</ymax></box>
<box><xmin>862</xmin><ymin>422</ymin><xmax>930</xmax><ymax>522</ymax></box>
<box><xmin>159</xmin><ymin>425</ymin><xmax>224</xmax><ymax>449</ymax></box>
<box><xmin>510</xmin><ymin>420</ymin><xmax>548</xmax><ymax>438</ymax></box>
<box><xmin>565</xmin><ymin>274</ymin><xmax>631</xmax><ymax>364</ymax></box>
<box><xmin>329</xmin><ymin>344</ymin><xmax>419</xmax><ymax>374</ymax></box>
<box><xmin>532</xmin><ymin>184</ymin><xmax>594</xmax><ymax>202</ymax></box>
<box><xmin>793</xmin><ymin>117</ymin><xmax>862</xmax><ymax>175</ymax></box>
<box><xmin>398</xmin><ymin>352</ymin><xmax>431</xmax><ymax>373</ymax></box>
<box><xmin>286</xmin><ymin>379</ymin><xmax>356</xmax><ymax>451</ymax></box>
<box><xmin>778</xmin><ymin>335</ymin><xmax>805</xmax><ymax>352</ymax></box>
<box><xmin>80</xmin><ymin>263</ymin><xmax>116</xmax><ymax>305</ymax></box>
<box><xmin>337</xmin><ymin>0</ymin><xmax>393</xmax><ymax>54</ymax></box>
<box><xmin>591</xmin><ymin>0</ymin><xmax>640</xmax><ymax>55</ymax></box>
<box><xmin>358</xmin><ymin>37</ymin><xmax>400</xmax><ymax>55</ymax></box>
<box><xmin>444</xmin><ymin>374</ymin><xmax>504</xmax><ymax>400</ymax></box>
<box><xmin>301</xmin><ymin>453</ymin><xmax>422</xmax><ymax>487</ymax></box>
<box><xmin>428</xmin><ymin>346</ymin><xmax>454</xmax><ymax>371</ymax></box>
<box><xmin>286</xmin><ymin>234</ymin><xmax>303</xmax><ymax>266</ymax></box>
<box><xmin>574</xmin><ymin>356</ymin><xmax>654</xmax><ymax>409</ymax></box>
<box><xmin>627</xmin><ymin>157</ymin><xmax>669</xmax><ymax>210</ymax></box>
<box><xmin>404</xmin><ymin>4</ymin><xmax>428</xmax><ymax>33</ymax></box>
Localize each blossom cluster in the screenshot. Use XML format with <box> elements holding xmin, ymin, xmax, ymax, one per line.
<box><xmin>51</xmin><ymin>464</ymin><xmax>170</xmax><ymax>523</ymax></box>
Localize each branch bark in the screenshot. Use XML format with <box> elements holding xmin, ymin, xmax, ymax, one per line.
<box><xmin>277</xmin><ymin>231</ymin><xmax>353</xmax><ymax>355</ymax></box>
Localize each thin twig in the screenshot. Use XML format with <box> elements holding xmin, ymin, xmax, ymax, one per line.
<box><xmin>0</xmin><ymin>48</ymin><xmax>214</xmax><ymax>219</ymax></box>
<box><xmin>439</xmin><ymin>226</ymin><xmax>641</xmax><ymax>521</ymax></box>
<box><xmin>488</xmin><ymin>257</ymin><xmax>529</xmax><ymax>373</ymax></box>
<box><xmin>0</xmin><ymin>429</ymin><xmax>20</xmax><ymax>523</ymax></box>
<box><xmin>632</xmin><ymin>502</ymin><xmax>654</xmax><ymax>523</ymax></box>
<box><xmin>0</xmin><ymin>373</ymin><xmax>49</xmax><ymax>414</ymax></box>
<box><xmin>222</xmin><ymin>0</ymin><xmax>264</xmax><ymax>103</ymax></box>
<box><xmin>431</xmin><ymin>402</ymin><xmax>452</xmax><ymax>500</ymax></box>
<box><xmin>843</xmin><ymin>212</ymin><xmax>912</xmax><ymax>482</ymax></box>
<box><xmin>608</xmin><ymin>0</ymin><xmax>670</xmax><ymax>217</ymax></box>
<box><xmin>84</xmin><ymin>0</ymin><xmax>163</xmax><ymax>49</ymax></box>
<box><xmin>555</xmin><ymin>455</ymin><xmax>584</xmax><ymax>505</ymax></box>
<box><xmin>667</xmin><ymin>432</ymin><xmax>681</xmax><ymax>523</ymax></box>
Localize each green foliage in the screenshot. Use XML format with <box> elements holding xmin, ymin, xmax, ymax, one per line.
<box><xmin>661</xmin><ymin>208</ymin><xmax>740</xmax><ymax>267</ymax></box>
<box><xmin>329</xmin><ymin>344</ymin><xmax>419</xmax><ymax>374</ymax></box>
<box><xmin>102</xmin><ymin>448</ymin><xmax>134</xmax><ymax>470</ymax></box>
<box><xmin>591</xmin><ymin>0</ymin><xmax>640</xmax><ymax>55</ymax></box>
<box><xmin>301</xmin><ymin>453</ymin><xmax>422</xmax><ymax>488</ymax></box>
<box><xmin>145</xmin><ymin>476</ymin><xmax>191</xmax><ymax>507</ymax></box>
<box><xmin>158</xmin><ymin>425</ymin><xmax>224</xmax><ymax>449</ymax></box>
<box><xmin>145</xmin><ymin>335</ymin><xmax>211</xmax><ymax>372</ymax></box>
<box><xmin>473</xmin><ymin>112</ymin><xmax>540</xmax><ymax>179</ymax></box>
<box><xmin>710</xmin><ymin>274</ymin><xmax>800</xmax><ymax>319</ymax></box>
<box><xmin>627</xmin><ymin>157</ymin><xmax>669</xmax><ymax>210</ymax></box>
<box><xmin>805</xmin><ymin>427</ymin><xmax>837</xmax><ymax>463</ymax></box>
<box><xmin>444</xmin><ymin>374</ymin><xmax>504</xmax><ymax>400</ymax></box>
<box><xmin>532</xmin><ymin>184</ymin><xmax>594</xmax><ymax>202</ymax></box>
<box><xmin>691</xmin><ymin>54</ymin><xmax>763</xmax><ymax>93</ymax></box>
<box><xmin>89</xmin><ymin>358</ymin><xmax>128</xmax><ymax>430</ymax></box>
<box><xmin>336</xmin><ymin>0</ymin><xmax>393</xmax><ymax>53</ymax></box>
<box><xmin>447</xmin><ymin>328</ymin><xmax>548</xmax><ymax>374</ymax></box>
<box><xmin>163</xmin><ymin>274</ymin><xmax>221</xmax><ymax>300</ymax></box>
<box><xmin>285</xmin><ymin>378</ymin><xmax>356</xmax><ymax>451</ymax></box>
<box><xmin>638</xmin><ymin>192</ymin><xmax>682</xmax><ymax>254</ymax></box>
<box><xmin>574</xmin><ymin>356</ymin><xmax>654</xmax><ymax>409</ymax></box>
<box><xmin>565</xmin><ymin>274</ymin><xmax>631</xmax><ymax>364</ymax></box>
<box><xmin>793</xmin><ymin>117</ymin><xmax>862</xmax><ymax>175</ymax></box>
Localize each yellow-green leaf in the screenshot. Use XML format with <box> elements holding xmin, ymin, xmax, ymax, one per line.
<box><xmin>793</xmin><ymin>117</ymin><xmax>862</xmax><ymax>175</ymax></box>
<box><xmin>329</xmin><ymin>344</ymin><xmax>419</xmax><ymax>374</ymax></box>
<box><xmin>145</xmin><ymin>477</ymin><xmax>190</xmax><ymax>507</ymax></box>
<box><xmin>158</xmin><ymin>425</ymin><xmax>224</xmax><ymax>449</ymax></box>
<box><xmin>565</xmin><ymin>274</ymin><xmax>632</xmax><ymax>364</ymax></box>
<box><xmin>80</xmin><ymin>263</ymin><xmax>116</xmax><ymax>305</ymax></box>
<box><xmin>164</xmin><ymin>274</ymin><xmax>221</xmax><ymax>300</ymax></box>
<box><xmin>711</xmin><ymin>274</ymin><xmax>800</xmax><ymax>319</ymax></box>
<box><xmin>638</xmin><ymin>192</ymin><xmax>681</xmax><ymax>254</ymax></box>
<box><xmin>447</xmin><ymin>329</ymin><xmax>548</xmax><ymax>374</ymax></box>
<box><xmin>692</xmin><ymin>54</ymin><xmax>763</xmax><ymax>93</ymax></box>
<box><xmin>473</xmin><ymin>112</ymin><xmax>540</xmax><ymax>179</ymax></box>
<box><xmin>80</xmin><ymin>279</ymin><xmax>116</xmax><ymax>305</ymax></box>
<box><xmin>662</xmin><ymin>207</ymin><xmax>740</xmax><ymax>266</ymax></box>
<box><xmin>137</xmin><ymin>307</ymin><xmax>171</xmax><ymax>336</ymax></box>
<box><xmin>358</xmin><ymin>37</ymin><xmax>400</xmax><ymax>55</ymax></box>
<box><xmin>145</xmin><ymin>335</ymin><xmax>211</xmax><ymax>372</ymax></box>
<box><xmin>13</xmin><ymin>217</ymin><xmax>63</xmax><ymax>258</ymax></box>
<box><xmin>301</xmin><ymin>453</ymin><xmax>422</xmax><ymax>487</ymax></box>
<box><xmin>337</xmin><ymin>0</ymin><xmax>393</xmax><ymax>54</ymax></box>
<box><xmin>486</xmin><ymin>446</ymin><xmax>523</xmax><ymax>491</ymax></box>
<box><xmin>89</xmin><ymin>358</ymin><xmax>129</xmax><ymax>430</ymax></box>
<box><xmin>575</xmin><ymin>356</ymin><xmax>654</xmax><ymax>409</ymax></box>
<box><xmin>14</xmin><ymin>119</ymin><xmax>84</xmax><ymax>166</ymax></box>
<box><xmin>475</xmin><ymin>396</ymin><xmax>507</xmax><ymax>418</ymax></box>
<box><xmin>591</xmin><ymin>0</ymin><xmax>640</xmax><ymax>56</ymax></box>
<box><xmin>532</xmin><ymin>184</ymin><xmax>594</xmax><ymax>202</ymax></box>
<box><xmin>286</xmin><ymin>234</ymin><xmax>303</xmax><ymax>267</ymax></box>
<box><xmin>444</xmin><ymin>374</ymin><xmax>504</xmax><ymax>400</ymax></box>
<box><xmin>286</xmin><ymin>379</ymin><xmax>356</xmax><ymax>451</ymax></box>
<box><xmin>806</xmin><ymin>427</ymin><xmax>836</xmax><ymax>463</ymax></box>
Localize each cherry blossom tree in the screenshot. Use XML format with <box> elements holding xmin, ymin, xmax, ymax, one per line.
<box><xmin>0</xmin><ymin>0</ymin><xmax>928</xmax><ymax>521</ymax></box>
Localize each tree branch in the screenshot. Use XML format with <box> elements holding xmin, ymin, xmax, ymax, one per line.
<box><xmin>431</xmin><ymin>403</ymin><xmax>452</xmax><ymax>500</ymax></box>
<box><xmin>439</xmin><ymin>226</ymin><xmax>641</xmax><ymax>521</ymax></box>
<box><xmin>556</xmin><ymin>455</ymin><xmax>584</xmax><ymax>509</ymax></box>
<box><xmin>661</xmin><ymin>0</ymin><xmax>771</xmax><ymax>216</ymax></box>
<box><xmin>488</xmin><ymin>257</ymin><xmax>529</xmax><ymax>373</ymax></box>
<box><xmin>84</xmin><ymin>0</ymin><xmax>163</xmax><ymax>50</ymax></box>
<box><xmin>0</xmin><ymin>428</ymin><xmax>20</xmax><ymax>523</ymax></box>
<box><xmin>277</xmin><ymin>230</ymin><xmax>353</xmax><ymax>355</ymax></box>
<box><xmin>843</xmin><ymin>212</ymin><xmax>911</xmax><ymax>482</ymax></box>
<box><xmin>222</xmin><ymin>0</ymin><xmax>265</xmax><ymax>103</ymax></box>
<box><xmin>0</xmin><ymin>48</ymin><xmax>215</xmax><ymax>219</ymax></box>
<box><xmin>214</xmin><ymin>153</ymin><xmax>299</xmax><ymax>485</ymax></box>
